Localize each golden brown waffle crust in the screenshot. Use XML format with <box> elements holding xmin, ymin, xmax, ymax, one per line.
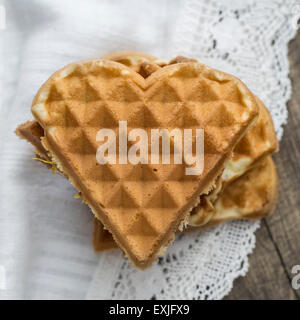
<box><xmin>190</xmin><ymin>156</ymin><xmax>278</xmax><ymax>232</ymax></box>
<box><xmin>31</xmin><ymin>58</ymin><xmax>259</xmax><ymax>268</ymax></box>
<box><xmin>101</xmin><ymin>51</ymin><xmax>157</xmax><ymax>62</ymax></box>
<box><xmin>93</xmin><ymin>218</ymin><xmax>117</xmax><ymax>251</ymax></box>
<box><xmin>15</xmin><ymin>120</ymin><xmax>278</xmax><ymax>253</ymax></box>
<box><xmin>15</xmin><ymin>120</ymin><xmax>47</xmax><ymax>157</ymax></box>
<box><xmin>95</xmin><ymin>156</ymin><xmax>278</xmax><ymax>249</ymax></box>
<box><xmin>14</xmin><ymin>119</ymin><xmax>221</xmax><ymax>253</ymax></box>
<box><xmin>222</xmin><ymin>97</ymin><xmax>278</xmax><ymax>185</ymax></box>
<box><xmin>15</xmin><ymin>120</ymin><xmax>224</xmax><ymax>253</ymax></box>
<box><xmin>101</xmin><ymin>53</ymin><xmax>278</xmax><ymax>230</ymax></box>
<box><xmin>38</xmin><ymin>121</ymin><xmax>230</xmax><ymax>267</ymax></box>
<box><xmin>189</xmin><ymin>97</ymin><xmax>278</xmax><ymax>227</ymax></box>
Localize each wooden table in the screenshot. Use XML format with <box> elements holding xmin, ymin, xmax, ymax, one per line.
<box><xmin>226</xmin><ymin>32</ymin><xmax>300</xmax><ymax>300</ymax></box>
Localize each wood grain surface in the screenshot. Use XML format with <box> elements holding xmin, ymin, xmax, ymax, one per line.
<box><xmin>225</xmin><ymin>32</ymin><xmax>300</xmax><ymax>300</ymax></box>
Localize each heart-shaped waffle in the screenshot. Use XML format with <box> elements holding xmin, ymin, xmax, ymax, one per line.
<box><xmin>31</xmin><ymin>59</ymin><xmax>258</xmax><ymax>268</ymax></box>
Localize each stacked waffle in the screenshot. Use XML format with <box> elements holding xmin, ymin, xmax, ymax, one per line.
<box><xmin>15</xmin><ymin>51</ymin><xmax>278</xmax><ymax>269</ymax></box>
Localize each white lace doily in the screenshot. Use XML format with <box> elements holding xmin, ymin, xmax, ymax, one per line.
<box><xmin>87</xmin><ymin>0</ymin><xmax>299</xmax><ymax>300</ymax></box>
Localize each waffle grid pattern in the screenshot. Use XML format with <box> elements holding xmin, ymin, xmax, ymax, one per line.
<box><xmin>214</xmin><ymin>156</ymin><xmax>277</xmax><ymax>221</ymax></box>
<box><xmin>32</xmin><ymin>60</ymin><xmax>257</xmax><ymax>265</ymax></box>
<box><xmin>232</xmin><ymin>98</ymin><xmax>278</xmax><ymax>163</ymax></box>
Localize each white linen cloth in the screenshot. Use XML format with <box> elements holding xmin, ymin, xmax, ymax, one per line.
<box><xmin>0</xmin><ymin>0</ymin><xmax>298</xmax><ymax>299</ymax></box>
